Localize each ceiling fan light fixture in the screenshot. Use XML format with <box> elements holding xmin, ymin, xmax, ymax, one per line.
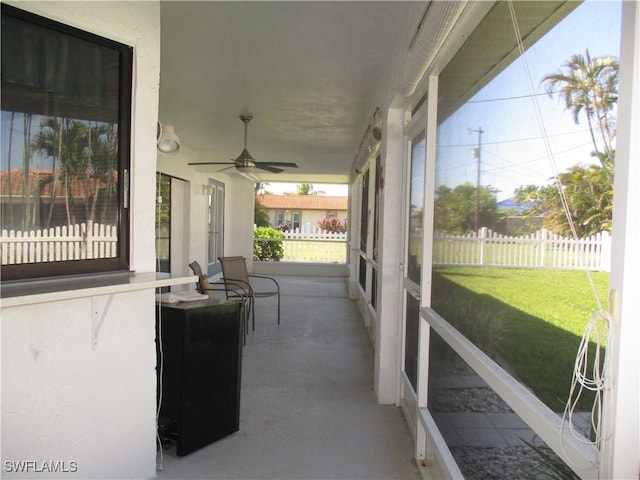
<box><xmin>186</xmin><ymin>115</ymin><xmax>297</xmax><ymax>173</ymax></box>
<box><xmin>157</xmin><ymin>123</ymin><xmax>181</xmax><ymax>154</ymax></box>
<box><xmin>235</xmin><ymin>148</ymin><xmax>256</xmax><ymax>172</ymax></box>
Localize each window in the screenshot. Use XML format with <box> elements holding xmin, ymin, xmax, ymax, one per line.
<box><xmin>1</xmin><ymin>5</ymin><xmax>133</xmax><ymax>280</ymax></box>
<box><xmin>291</xmin><ymin>211</ymin><xmax>301</xmax><ymax>231</ymax></box>
<box><xmin>427</xmin><ymin>1</ymin><xmax>620</xmax><ymax>475</ymax></box>
<box><xmin>275</xmin><ymin>211</ymin><xmax>285</xmax><ymax>227</ymax></box>
<box><xmin>403</xmin><ymin>130</ymin><xmax>426</xmax><ymax>393</ymax></box>
<box><xmin>371</xmin><ymin>155</ymin><xmax>381</xmax><ymax>310</ymax></box>
<box><xmin>359</xmin><ymin>171</ymin><xmax>369</xmax><ymax>253</ymax></box>
<box><xmin>408</xmin><ymin>132</ymin><xmax>425</xmax><ymax>285</ymax></box>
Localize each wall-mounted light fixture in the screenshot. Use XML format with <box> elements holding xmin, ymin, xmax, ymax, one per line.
<box><xmin>157</xmin><ymin>122</ymin><xmax>181</xmax><ymax>154</ymax></box>
<box><xmin>350</xmin><ymin>108</ymin><xmax>382</xmax><ymax>179</ymax></box>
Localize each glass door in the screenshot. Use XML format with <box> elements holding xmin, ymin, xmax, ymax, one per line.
<box><xmin>207</xmin><ymin>179</ymin><xmax>225</xmax><ymax>275</ymax></box>
<box><xmin>156</xmin><ymin>173</ymin><xmax>171</xmax><ymax>275</ymax></box>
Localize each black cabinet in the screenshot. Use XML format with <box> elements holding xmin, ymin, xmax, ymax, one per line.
<box><xmin>156</xmin><ymin>299</ymin><xmax>243</xmax><ymax>456</ymax></box>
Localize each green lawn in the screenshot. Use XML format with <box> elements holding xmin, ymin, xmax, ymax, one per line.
<box><xmin>431</xmin><ymin>266</ymin><xmax>609</xmax><ymax>411</ymax></box>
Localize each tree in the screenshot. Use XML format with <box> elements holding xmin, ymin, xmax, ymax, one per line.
<box><xmin>513</xmin><ymin>164</ymin><xmax>612</xmax><ymax>237</ymax></box>
<box><xmin>255</xmin><ymin>182</ymin><xmax>270</xmax><ymax>194</ymax></box>
<box><xmin>434</xmin><ymin>182</ymin><xmax>503</xmax><ymax>234</ymax></box>
<box><xmin>541</xmin><ymin>50</ymin><xmax>618</xmax><ymax>180</ymax></box>
<box><xmin>254</xmin><ymin>197</ymin><xmax>270</xmax><ymax>227</ymax></box>
<box><xmin>30</xmin><ymin>118</ymin><xmax>118</xmax><ymax>227</ymax></box>
<box><xmin>295</xmin><ymin>183</ymin><xmax>324</xmax><ymax>195</ymax></box>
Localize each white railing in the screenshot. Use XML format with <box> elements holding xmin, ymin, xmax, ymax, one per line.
<box><xmin>433</xmin><ymin>227</ymin><xmax>611</xmax><ymax>271</ymax></box>
<box><xmin>255</xmin><ymin>224</ymin><xmax>348</xmax><ymax>263</ymax></box>
<box><xmin>1</xmin><ymin>221</ymin><xmax>117</xmax><ymax>265</ymax></box>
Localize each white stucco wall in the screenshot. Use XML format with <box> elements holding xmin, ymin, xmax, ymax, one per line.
<box><xmin>227</xmin><ymin>179</ymin><xmax>259</xmax><ymax>271</ymax></box>
<box><xmin>1</xmin><ymin>2</ymin><xmax>161</xmax><ymax>478</ymax></box>
<box><xmin>2</xmin><ymin>292</ymin><xmax>157</xmax><ymax>479</ymax></box>
<box><xmin>157</xmin><ymin>148</ymin><xmax>257</xmax><ymax>275</ymax></box>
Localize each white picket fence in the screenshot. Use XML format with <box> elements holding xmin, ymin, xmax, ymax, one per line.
<box><xmin>433</xmin><ymin>228</ymin><xmax>611</xmax><ymax>272</ymax></box>
<box><xmin>1</xmin><ymin>222</ymin><xmax>117</xmax><ymax>265</ymax></box>
<box><xmin>256</xmin><ymin>223</ymin><xmax>348</xmax><ymax>263</ymax></box>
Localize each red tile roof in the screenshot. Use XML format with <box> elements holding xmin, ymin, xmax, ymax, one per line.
<box><xmin>0</xmin><ymin>169</ymin><xmax>114</xmax><ymax>199</ymax></box>
<box><xmin>256</xmin><ymin>194</ymin><xmax>347</xmax><ymax>211</ymax></box>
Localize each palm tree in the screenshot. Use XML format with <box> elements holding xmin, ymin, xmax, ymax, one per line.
<box><xmin>6</xmin><ymin>112</ymin><xmax>16</xmax><ymax>227</ymax></box>
<box><xmin>21</xmin><ymin>113</ymin><xmax>34</xmax><ymax>229</ymax></box>
<box><xmin>541</xmin><ymin>50</ymin><xmax>618</xmax><ymax>181</ymax></box>
<box><xmin>31</xmin><ymin>118</ymin><xmax>90</xmax><ymax>225</ymax></box>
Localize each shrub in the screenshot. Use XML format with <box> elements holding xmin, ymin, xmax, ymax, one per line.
<box><xmin>254</xmin><ymin>199</ymin><xmax>270</xmax><ymax>227</ymax></box>
<box><xmin>317</xmin><ymin>217</ymin><xmax>347</xmax><ymax>233</ymax></box>
<box><xmin>253</xmin><ymin>226</ymin><xmax>284</xmax><ymax>261</ymax></box>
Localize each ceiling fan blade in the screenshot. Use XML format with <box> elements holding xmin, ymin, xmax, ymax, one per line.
<box><xmin>256</xmin><ymin>164</ymin><xmax>284</xmax><ymax>173</ymax></box>
<box><xmin>216</xmin><ymin>165</ymin><xmax>236</xmax><ymax>173</ymax></box>
<box><xmin>188</xmin><ymin>162</ymin><xmax>233</xmax><ymax>166</ymax></box>
<box><xmin>256</xmin><ymin>162</ymin><xmax>299</xmax><ymax>168</ymax></box>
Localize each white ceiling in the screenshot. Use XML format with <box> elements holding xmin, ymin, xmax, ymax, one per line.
<box><xmin>158</xmin><ymin>1</ymin><xmax>421</xmax><ymax>183</ymax></box>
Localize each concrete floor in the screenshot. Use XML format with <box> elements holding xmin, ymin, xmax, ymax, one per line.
<box><xmin>156</xmin><ymin>275</ymin><xmax>421</xmax><ymax>480</ymax></box>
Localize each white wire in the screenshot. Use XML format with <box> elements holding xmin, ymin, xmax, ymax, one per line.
<box><xmin>561</xmin><ymin>309</ymin><xmax>613</xmax><ymax>449</ymax></box>
<box><xmin>156</xmin><ymin>302</ymin><xmax>164</xmax><ymax>472</ymax></box>
<box><xmin>506</xmin><ymin>0</ymin><xmax>611</xmax><ymax>458</ymax></box>
<box><xmin>155</xmin><ymin>173</ymin><xmax>164</xmax><ymax>471</ymax></box>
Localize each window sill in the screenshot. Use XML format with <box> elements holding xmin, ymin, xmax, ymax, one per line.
<box><xmin>1</xmin><ymin>272</ymin><xmax>197</xmax><ymax>308</ymax></box>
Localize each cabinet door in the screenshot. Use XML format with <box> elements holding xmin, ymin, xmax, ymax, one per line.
<box><xmin>178</xmin><ymin>303</ymin><xmax>243</xmax><ymax>455</ymax></box>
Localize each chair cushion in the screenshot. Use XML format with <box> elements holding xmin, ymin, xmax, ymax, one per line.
<box><xmin>199</xmin><ymin>275</ymin><xmax>216</xmax><ymax>299</ymax></box>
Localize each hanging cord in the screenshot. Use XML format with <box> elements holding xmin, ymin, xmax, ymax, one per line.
<box><xmin>155</xmin><ymin>174</ymin><xmax>164</xmax><ymax>471</ymax></box>
<box><xmin>562</xmin><ymin>308</ymin><xmax>613</xmax><ymax>450</ymax></box>
<box><xmin>507</xmin><ymin>0</ymin><xmax>612</xmax><ymax>460</ymax></box>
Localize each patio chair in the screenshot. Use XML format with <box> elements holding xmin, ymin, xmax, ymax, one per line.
<box><xmin>218</xmin><ymin>256</ymin><xmax>281</xmax><ymax>331</ymax></box>
<box><xmin>188</xmin><ymin>261</ymin><xmax>222</xmax><ymax>297</ymax></box>
<box><xmin>189</xmin><ymin>260</ymin><xmax>252</xmax><ymax>339</ymax></box>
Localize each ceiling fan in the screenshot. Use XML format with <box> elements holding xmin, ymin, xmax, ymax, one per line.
<box><xmin>188</xmin><ymin>115</ymin><xmax>299</xmax><ymax>173</ymax></box>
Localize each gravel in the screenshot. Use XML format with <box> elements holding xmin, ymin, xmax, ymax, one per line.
<box><xmin>429</xmin><ymin>386</ymin><xmax>514</xmax><ymax>413</ymax></box>
<box><xmin>428</xmin><ymin>358</ymin><xmax>574</xmax><ymax>479</ymax></box>
<box><xmin>451</xmin><ymin>445</ymin><xmax>560</xmax><ymax>480</ymax></box>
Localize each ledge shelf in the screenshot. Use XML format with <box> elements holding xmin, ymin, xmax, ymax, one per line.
<box><xmin>1</xmin><ymin>272</ymin><xmax>197</xmax><ymax>308</ymax></box>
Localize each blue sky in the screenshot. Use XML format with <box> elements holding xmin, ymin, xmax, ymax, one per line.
<box><xmin>264</xmin><ymin>182</ymin><xmax>348</xmax><ymax>196</ymax></box>
<box><xmin>436</xmin><ymin>0</ymin><xmax>622</xmax><ymax>201</ymax></box>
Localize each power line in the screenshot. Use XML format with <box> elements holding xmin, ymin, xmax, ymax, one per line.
<box><xmin>466</xmin><ymin>90</ymin><xmax>556</xmax><ymax>104</ymax></box>
<box><xmin>437</xmin><ymin>127</ymin><xmax>592</xmax><ymax>149</ymax></box>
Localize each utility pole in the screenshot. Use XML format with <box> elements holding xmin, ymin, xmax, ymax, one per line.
<box><xmin>470</xmin><ymin>127</ymin><xmax>484</xmax><ymax>233</ymax></box>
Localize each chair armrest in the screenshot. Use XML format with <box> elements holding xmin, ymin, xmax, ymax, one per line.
<box><xmin>247</xmin><ymin>274</ymin><xmax>280</xmax><ymax>291</ymax></box>
<box><xmin>222</xmin><ymin>277</ymin><xmax>254</xmax><ymax>297</ymax></box>
<box><xmin>249</xmin><ymin>275</ymin><xmax>280</xmax><ymax>292</ymax></box>
<box><xmin>200</xmin><ymin>283</ymin><xmax>227</xmax><ymax>292</ymax></box>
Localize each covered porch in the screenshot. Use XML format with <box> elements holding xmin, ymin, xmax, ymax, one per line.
<box><xmin>1</xmin><ymin>2</ymin><xmax>638</xmax><ymax>479</ymax></box>
<box><xmin>157</xmin><ymin>275</ymin><xmax>421</xmax><ymax>479</ymax></box>
<box><xmin>156</xmin><ymin>275</ymin><xmax>548</xmax><ymax>480</ymax></box>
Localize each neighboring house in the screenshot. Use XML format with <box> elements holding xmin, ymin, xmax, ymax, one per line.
<box><xmin>256</xmin><ymin>194</ymin><xmax>347</xmax><ymax>230</ymax></box>
<box><xmin>497</xmin><ymin>197</ymin><xmax>543</xmax><ymax>235</ymax></box>
<box><xmin>0</xmin><ymin>168</ymin><xmax>117</xmax><ymax>229</ymax></box>
<box><xmin>496</xmin><ymin>197</ymin><xmax>531</xmax><ymax>213</ymax></box>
